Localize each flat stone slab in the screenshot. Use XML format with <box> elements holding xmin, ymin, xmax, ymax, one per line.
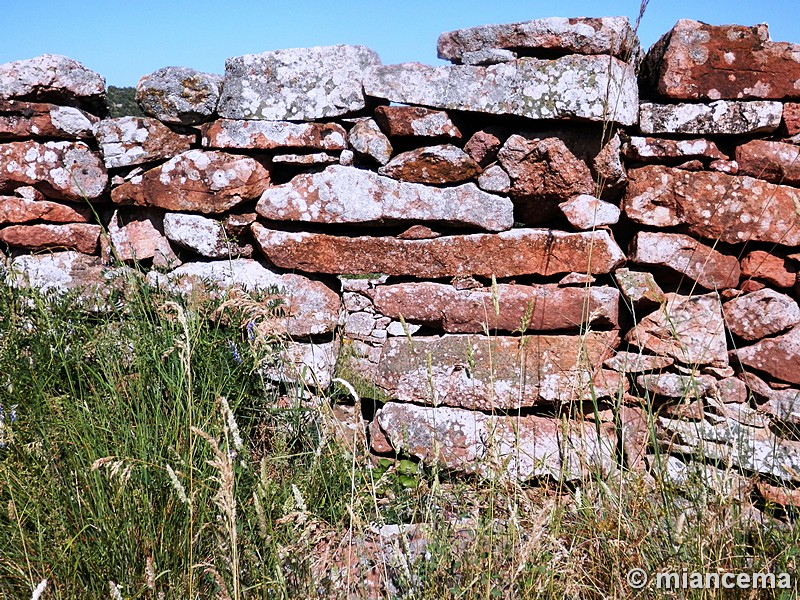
<box><xmin>373</xmin><ymin>105</ymin><xmax>461</xmax><ymax>139</ymax></box>
<box><xmin>0</xmin><ymin>195</ymin><xmax>90</xmax><ymax>224</ymax></box>
<box><xmin>735</xmin><ymin>325</ymin><xmax>800</xmax><ymax>386</ymax></box>
<box><xmin>0</xmin><ymin>99</ymin><xmax>98</xmax><ymax>140</ymax></box>
<box><xmin>94</xmin><ymin>116</ymin><xmax>195</xmax><ymax>169</ymax></box>
<box><xmin>638</xmin><ymin>101</ymin><xmax>782</xmax><ymax>135</ymax></box>
<box><xmin>368</xmin><ymin>282</ymin><xmax>619</xmax><ymax>333</ymax></box>
<box><xmin>201</xmin><ymin>119</ymin><xmax>347</xmax><ymax>151</ymax></box>
<box><xmin>735</xmin><ymin>140</ymin><xmax>800</xmax><ymax>186</ymax></box>
<box><xmin>724</xmin><ymin>289</ymin><xmax>800</xmax><ymax>341</ymax></box>
<box><xmin>251</xmin><ymin>225</ymin><xmax>625</xmax><ymax>278</ymax></box>
<box><xmin>107</xmin><ymin>209</ymin><xmax>179</xmax><ymax>268</ymax></box>
<box><xmin>377</xmin><ymin>402</ymin><xmax>617</xmax><ymax>481</ymax></box>
<box><xmin>136</xmin><ymin>67</ymin><xmax>222</xmax><ymax>125</ymax></box>
<box><xmin>378</xmin><ymin>144</ymin><xmax>479</xmax><ymax>184</ymax></box>
<box><xmin>0</xmin><ymin>223</ymin><xmax>101</xmax><ymax>253</ymax></box>
<box><xmin>218</xmin><ymin>45</ymin><xmax>380</xmax><ymax>120</ymax></box>
<box><xmin>372</xmin><ymin>331</ymin><xmax>618</xmax><ymax>410</ymax></box>
<box><xmin>437</xmin><ymin>17</ymin><xmax>640</xmax><ymax>63</ymax></box>
<box><xmin>622</xmin><ymin>136</ymin><xmax>727</xmax><ymax>162</ymax></box>
<box><xmin>255</xmin><ymin>165</ymin><xmax>511</xmax><ymax>231</ymax></box>
<box><xmin>163</xmin><ymin>213</ymin><xmax>231</xmax><ymax>259</ymax></box>
<box><xmin>363</xmin><ymin>55</ymin><xmax>638</xmax><ymax>126</ymax></box>
<box><xmin>624</xmin><ymin>165</ymin><xmax>800</xmax><ymax>246</ymax></box>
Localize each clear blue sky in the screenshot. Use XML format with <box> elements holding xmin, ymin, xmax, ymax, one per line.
<box><xmin>1</xmin><ymin>0</ymin><xmax>798</xmax><ymax>87</ymax></box>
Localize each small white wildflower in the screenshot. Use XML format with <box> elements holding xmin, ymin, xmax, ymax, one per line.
<box><xmin>166</xmin><ymin>464</ymin><xmax>190</xmax><ymax>508</ymax></box>
<box><xmin>109</xmin><ymin>580</ymin><xmax>123</xmax><ymax>600</ymax></box>
<box><xmin>219</xmin><ymin>397</ymin><xmax>242</xmax><ymax>452</ymax></box>
<box><xmin>31</xmin><ymin>579</ymin><xmax>47</xmax><ymax>600</ymax></box>
<box><xmin>291</xmin><ymin>484</ymin><xmax>307</xmax><ymax>513</ymax></box>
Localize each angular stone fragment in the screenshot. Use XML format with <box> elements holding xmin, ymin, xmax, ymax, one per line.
<box><xmin>626</xmin><ymin>293</ymin><xmax>728</xmax><ymax>367</ymax></box>
<box><xmin>255</xmin><ymin>165</ymin><xmax>511</xmax><ymax>231</ymax></box>
<box><xmin>622</xmin><ymin>136</ymin><xmax>727</xmax><ymax>163</ymax></box>
<box><xmin>592</xmin><ymin>133</ymin><xmax>626</xmax><ymax>194</ymax></box>
<box><xmin>163</xmin><ymin>213</ymin><xmax>232</xmax><ymax>258</ymax></box>
<box><xmin>378</xmin><ymin>403</ymin><xmax>617</xmax><ymax>481</ymax></box>
<box><xmin>251</xmin><ymin>225</ymin><xmax>625</xmax><ymax>278</ymax></box>
<box><xmin>464</xmin><ymin>129</ymin><xmax>502</xmax><ymax>166</ymax></box>
<box><xmin>708</xmin><ymin>159</ymin><xmax>738</xmax><ymax>175</ymax></box>
<box><xmin>373</xmin><ymin>106</ymin><xmax>461</xmax><ymax>139</ymax></box>
<box><xmin>558</xmin><ymin>272</ymin><xmax>595</xmax><ymax>286</ymax></box>
<box><xmin>270</xmin><ymin>152</ymin><xmax>338</xmax><ymax>166</ymax></box>
<box><xmin>724</xmin><ymin>289</ymin><xmax>800</xmax><ymax>341</ymax></box>
<box><xmin>219</xmin><ymin>45</ymin><xmax>380</xmax><ymax>120</ymax></box>
<box><xmin>477</xmin><ymin>165</ymin><xmax>510</xmax><ymax>193</ymax></box>
<box><xmin>735</xmin><ymin>140</ymin><xmax>800</xmax><ymax>185</ymax></box>
<box><xmin>378</xmin><ymin>144</ymin><xmax>479</xmax><ymax>184</ymax></box>
<box><xmin>741</xmin><ymin>251</ymin><xmax>797</xmax><ymax>288</ymax></box>
<box><xmin>559</xmin><ymin>194</ymin><xmax>620</xmax><ymax>230</ymax></box>
<box><xmin>460</xmin><ymin>49</ymin><xmax>517</xmax><ymax>66</ymax></box>
<box><xmin>0</xmin><ymin>140</ymin><xmax>107</xmax><ymax>201</ymax></box>
<box><xmin>740</xmin><ymin>372</ymin><xmax>800</xmax><ymax>426</ymax></box>
<box><xmin>263</xmin><ymin>341</ymin><xmax>338</xmax><ymax>389</ymax></box>
<box><xmin>613</xmin><ymin>268</ymin><xmax>666</xmax><ymax>306</ymax></box>
<box><xmin>637</xmin><ymin>372</ymin><xmax>716</xmax><ymax>399</ymax></box>
<box><xmin>0</xmin><ymin>196</ymin><xmax>90</xmax><ymax>224</ymax></box>
<box><xmin>638</xmin><ymin>101</ymin><xmax>782</xmax><ymax>135</ymax></box>
<box><xmin>348</xmin><ymin>119</ymin><xmax>392</xmax><ymax>165</ymax></box>
<box><xmin>0</xmin><ymin>54</ymin><xmax>107</xmax><ymax>115</ymax></box>
<box><xmin>0</xmin><ymin>223</ymin><xmax>101</xmax><ymax>253</ymax></box>
<box><xmin>107</xmin><ymin>209</ymin><xmax>179</xmax><ymax>268</ymax></box>
<box><xmin>368</xmin><ymin>282</ymin><xmax>619</xmax><ymax>333</ymax></box>
<box><xmin>640</xmin><ymin>20</ymin><xmax>800</xmax><ymax>100</ymax></box>
<box><xmin>136</xmin><ymin>67</ymin><xmax>221</xmax><ymax>125</ymax></box>
<box><xmin>437</xmin><ymin>17</ymin><xmax>640</xmax><ymax>63</ymax></box>
<box><xmin>396</xmin><ymin>224</ymin><xmax>440</xmax><ymax>240</ymax></box>
<box><xmin>201</xmin><ymin>119</ymin><xmax>347</xmax><ymax>151</ymax></box>
<box><xmin>94</xmin><ymin>116</ymin><xmax>195</xmax><ymax>169</ymax></box>
<box><xmin>0</xmin><ymin>99</ymin><xmax>98</xmax><ymax>140</ymax></box>
<box><xmin>784</xmin><ymin>103</ymin><xmax>800</xmax><ymax>136</ymax></box>
<box><xmin>604</xmin><ymin>351</ymin><xmax>673</xmax><ymax>373</ymax></box>
<box><xmin>630</xmin><ymin>231</ymin><xmax>740</xmax><ymax>290</ymax></box>
<box><xmin>147</xmin><ymin>259</ymin><xmax>340</xmax><ymax>337</ymax></box>
<box><xmin>373</xmin><ymin>331</ymin><xmax>618</xmax><ymax>410</ymax></box>
<box><xmin>624</xmin><ymin>165</ymin><xmax>800</xmax><ymax>246</ymax></box>
<box><xmin>111</xmin><ymin>149</ymin><xmax>270</xmax><ymax>214</ymax></box>
<box><xmin>735</xmin><ymin>326</ymin><xmax>800</xmax><ymax>385</ymax></box>
<box><xmin>364</xmin><ymin>55</ymin><xmax>639</xmax><ymax>126</ymax></box>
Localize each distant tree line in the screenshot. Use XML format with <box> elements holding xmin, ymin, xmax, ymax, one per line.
<box><xmin>107</xmin><ymin>86</ymin><xmax>144</xmax><ymax>118</ymax></box>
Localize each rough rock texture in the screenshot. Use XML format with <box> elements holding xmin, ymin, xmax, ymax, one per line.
<box><xmin>111</xmin><ymin>149</ymin><xmax>270</xmax><ymax>213</ymax></box>
<box><xmin>201</xmin><ymin>119</ymin><xmax>347</xmax><ymax>151</ymax></box>
<box><xmin>626</xmin><ymin>293</ymin><xmax>728</xmax><ymax>367</ymax></box>
<box><xmin>592</xmin><ymin>133</ymin><xmax>627</xmax><ymax>194</ymax></box>
<box><xmin>368</xmin><ymin>282</ymin><xmax>619</xmax><ymax>333</ymax></box>
<box><xmin>147</xmin><ymin>259</ymin><xmax>340</xmax><ymax>337</ymax></box>
<box><xmin>163</xmin><ymin>213</ymin><xmax>231</xmax><ymax>258</ymax></box>
<box><xmin>735</xmin><ymin>139</ymin><xmax>800</xmax><ymax>185</ymax></box>
<box><xmin>622</xmin><ymin>136</ymin><xmax>727</xmax><ymax>162</ymax></box>
<box><xmin>378</xmin><ymin>144</ymin><xmax>479</xmax><ymax>184</ymax></box>
<box><xmin>604</xmin><ymin>351</ymin><xmax>674</xmax><ymax>373</ymax></box>
<box><xmin>364</xmin><ymin>55</ymin><xmax>639</xmax><ymax>126</ymax></box>
<box><xmin>477</xmin><ymin>165</ymin><xmax>511</xmax><ymax>193</ymax></box>
<box><xmin>629</xmin><ymin>231</ymin><xmax>740</xmax><ymax>290</ymax></box>
<box><xmin>0</xmin><ymin>140</ymin><xmax>107</xmax><ymax>201</ymax></box>
<box><xmin>0</xmin><ymin>223</ymin><xmax>101</xmax><ymax>253</ymax></box>
<box><xmin>372</xmin><ymin>331</ymin><xmax>618</xmax><ymax>409</ymax></box>
<box><xmin>377</xmin><ymin>403</ymin><xmax>617</xmax><ymax>481</ymax></box>
<box><xmin>136</xmin><ymin>67</ymin><xmax>221</xmax><ymax>125</ymax></box>
<box><xmin>251</xmin><ymin>225</ymin><xmax>625</xmax><ymax>278</ymax></box>
<box><xmin>640</xmin><ymin>20</ymin><xmax>800</xmax><ymax>100</ymax></box>
<box><xmin>638</xmin><ymin>101</ymin><xmax>783</xmax><ymax>135</ymax></box>
<box><xmin>461</xmin><ymin>48</ymin><xmax>518</xmax><ymax>66</ymax></box>
<box><xmin>735</xmin><ymin>326</ymin><xmax>800</xmax><ymax>386</ymax></box>
<box><xmin>624</xmin><ymin>165</ymin><xmax>800</xmax><ymax>246</ymax></box>
<box><xmin>0</xmin><ymin>54</ymin><xmax>107</xmax><ymax>115</ymax></box>
<box><xmin>559</xmin><ymin>194</ymin><xmax>621</xmax><ymax>230</ymax></box>
<box><xmin>0</xmin><ymin>100</ymin><xmax>98</xmax><ymax>140</ymax></box>
<box><xmin>94</xmin><ymin>116</ymin><xmax>195</xmax><ymax>169</ymax></box>
<box><xmin>741</xmin><ymin>372</ymin><xmax>800</xmax><ymax>426</ymax></box>
<box><xmin>437</xmin><ymin>17</ymin><xmax>640</xmax><ymax>63</ymax></box>
<box><xmin>0</xmin><ymin>196</ymin><xmax>90</xmax><ymax>224</ymax></box>
<box><xmin>218</xmin><ymin>45</ymin><xmax>380</xmax><ymax>120</ymax></box>
<box><xmin>271</xmin><ymin>152</ymin><xmax>338</xmax><ymax>166</ymax></box>
<box><xmin>741</xmin><ymin>251</ymin><xmax>797</xmax><ymax>288</ymax></box>
<box><xmin>373</xmin><ymin>106</ymin><xmax>461</xmax><ymax>139</ymax></box>
<box><xmin>464</xmin><ymin>130</ymin><xmax>502</xmax><ymax>166</ymax></box>
<box><xmin>255</xmin><ymin>165</ymin><xmax>511</xmax><ymax>231</ymax></box>
<box><xmin>723</xmin><ymin>289</ymin><xmax>800</xmax><ymax>341</ymax></box>
<box><xmin>637</xmin><ymin>372</ymin><xmax>717</xmax><ymax>399</ymax></box>
<box><xmin>107</xmin><ymin>209</ymin><xmax>179</xmax><ymax>268</ymax></box>
<box><xmin>784</xmin><ymin>103</ymin><xmax>800</xmax><ymax>136</ymax></box>
<box><xmin>614</xmin><ymin>268</ymin><xmax>666</xmax><ymax>306</ymax></box>
<box><xmin>264</xmin><ymin>341</ymin><xmax>338</xmax><ymax>389</ymax></box>
<box><xmin>348</xmin><ymin>119</ymin><xmax>393</xmax><ymax>165</ymax></box>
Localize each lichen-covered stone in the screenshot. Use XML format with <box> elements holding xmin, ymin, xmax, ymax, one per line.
<box><xmin>477</xmin><ymin>165</ymin><xmax>511</xmax><ymax>193</ymax></box>
<box><xmin>604</xmin><ymin>351</ymin><xmax>673</xmax><ymax>373</ymax></box>
<box><xmin>613</xmin><ymin>268</ymin><xmax>666</xmax><ymax>306</ymax></box>
<box><xmin>263</xmin><ymin>341</ymin><xmax>338</xmax><ymax>389</ymax></box>
<box><xmin>94</xmin><ymin>116</ymin><xmax>195</xmax><ymax>169</ymax></box>
<box><xmin>136</xmin><ymin>67</ymin><xmax>221</xmax><ymax>125</ymax></box>
<box><xmin>218</xmin><ymin>45</ymin><xmax>380</xmax><ymax>120</ymax></box>
<box><xmin>735</xmin><ymin>139</ymin><xmax>800</xmax><ymax>185</ymax></box>
<box><xmin>724</xmin><ymin>289</ymin><xmax>800</xmax><ymax>341</ymax></box>
<box><xmin>364</xmin><ymin>55</ymin><xmax>638</xmax><ymax>126</ymax></box>
<box><xmin>638</xmin><ymin>101</ymin><xmax>782</xmax><ymax>135</ymax></box>
<box><xmin>622</xmin><ymin>136</ymin><xmax>728</xmax><ymax>162</ymax></box>
<box><xmin>637</xmin><ymin>372</ymin><xmax>717</xmax><ymax>399</ymax></box>
<box><xmin>0</xmin><ymin>195</ymin><xmax>90</xmax><ymax>224</ymax></box>
<box><xmin>0</xmin><ymin>99</ymin><xmax>98</xmax><ymax>140</ymax></box>
<box><xmin>741</xmin><ymin>251</ymin><xmax>797</xmax><ymax>288</ymax></box>
<box><xmin>107</xmin><ymin>209</ymin><xmax>180</xmax><ymax>268</ymax></box>
<box><xmin>163</xmin><ymin>213</ymin><xmax>232</xmax><ymax>258</ymax></box>
<box><xmin>559</xmin><ymin>194</ymin><xmax>620</xmax><ymax>230</ymax></box>
<box><xmin>0</xmin><ymin>223</ymin><xmax>101</xmax><ymax>253</ymax></box>
<box><xmin>378</xmin><ymin>144</ymin><xmax>479</xmax><ymax>184</ymax></box>
<box><xmin>735</xmin><ymin>326</ymin><xmax>800</xmax><ymax>386</ymax></box>
<box><xmin>348</xmin><ymin>118</ymin><xmax>393</xmax><ymax>165</ymax></box>
<box><xmin>201</xmin><ymin>119</ymin><xmax>347</xmax><ymax>151</ymax></box>
<box><xmin>373</xmin><ymin>105</ymin><xmax>461</xmax><ymax>139</ymax></box>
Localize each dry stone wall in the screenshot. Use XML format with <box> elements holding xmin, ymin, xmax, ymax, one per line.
<box><xmin>2</xmin><ymin>17</ymin><xmax>800</xmax><ymax>498</ymax></box>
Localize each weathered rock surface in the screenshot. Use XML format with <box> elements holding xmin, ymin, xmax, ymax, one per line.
<box><xmin>271</xmin><ymin>152</ymin><xmax>338</xmax><ymax>166</ymax></box>
<box><xmin>741</xmin><ymin>251</ymin><xmax>797</xmax><ymax>288</ymax></box>
<box><xmin>373</xmin><ymin>105</ymin><xmax>461</xmax><ymax>139</ymax></box>
<box><xmin>613</xmin><ymin>268</ymin><xmax>666</xmax><ymax>306</ymax></box>
<box><xmin>740</xmin><ymin>372</ymin><xmax>800</xmax><ymax>426</ymax></box>
<box><xmin>201</xmin><ymin>119</ymin><xmax>347</xmax><ymax>151</ymax></box>
<box><xmin>378</xmin><ymin>144</ymin><xmax>479</xmax><ymax>184</ymax></box>
<box><xmin>0</xmin><ymin>54</ymin><xmax>107</xmax><ymax>115</ymax></box>
<box><xmin>638</xmin><ymin>101</ymin><xmax>783</xmax><ymax>135</ymax></box>
<box><xmin>559</xmin><ymin>194</ymin><xmax>620</xmax><ymax>230</ymax></box>
<box><xmin>624</xmin><ymin>165</ymin><xmax>800</xmax><ymax>246</ymax></box>
<box><xmin>784</xmin><ymin>103</ymin><xmax>800</xmax><ymax>136</ymax></box>
<box><xmin>0</xmin><ymin>100</ymin><xmax>98</xmax><ymax>140</ymax></box>
<box><xmin>464</xmin><ymin>130</ymin><xmax>502</xmax><ymax>166</ymax></box>
<box><xmin>604</xmin><ymin>351</ymin><xmax>674</xmax><ymax>373</ymax></box>
<box><xmin>0</xmin><ymin>196</ymin><xmax>90</xmax><ymax>224</ymax></box>
<box><xmin>147</xmin><ymin>259</ymin><xmax>340</xmax><ymax>337</ymax></box>
<box><xmin>437</xmin><ymin>17</ymin><xmax>640</xmax><ymax>63</ymax></box>
<box><xmin>94</xmin><ymin>116</ymin><xmax>195</xmax><ymax>169</ymax></box>
<box><xmin>218</xmin><ymin>45</ymin><xmax>380</xmax><ymax>120</ymax></box>
<box><xmin>0</xmin><ymin>140</ymin><xmax>107</xmax><ymax>201</ymax></box>
<box><xmin>163</xmin><ymin>213</ymin><xmax>231</xmax><ymax>258</ymax></box>
<box><xmin>735</xmin><ymin>326</ymin><xmax>800</xmax><ymax>386</ymax></box>
<box><xmin>0</xmin><ymin>223</ymin><xmax>101</xmax><ymax>253</ymax></box>
<box><xmin>637</xmin><ymin>372</ymin><xmax>717</xmax><ymax>399</ymax></box>
<box><xmin>348</xmin><ymin>118</ymin><xmax>393</xmax><ymax>165</ymax></box>
<box><xmin>377</xmin><ymin>403</ymin><xmax>617</xmax><ymax>481</ymax></box>
<box><xmin>477</xmin><ymin>165</ymin><xmax>511</xmax><ymax>193</ymax></box>
<box><xmin>630</xmin><ymin>231</ymin><xmax>740</xmax><ymax>290</ymax></box>
<box><xmin>592</xmin><ymin>133</ymin><xmax>627</xmax><ymax>194</ymax></box>
<box><xmin>627</xmin><ymin>293</ymin><xmax>728</xmax><ymax>367</ymax></box>
<box><xmin>364</xmin><ymin>55</ymin><xmax>639</xmax><ymax>126</ymax></box>
<box><xmin>735</xmin><ymin>139</ymin><xmax>800</xmax><ymax>185</ymax></box>
<box><xmin>255</xmin><ymin>165</ymin><xmax>511</xmax><ymax>231</ymax></box>
<box><xmin>640</xmin><ymin>20</ymin><xmax>800</xmax><ymax>100</ymax></box>
<box><xmin>107</xmin><ymin>209</ymin><xmax>179</xmax><ymax>268</ymax></box>
<box><xmin>136</xmin><ymin>67</ymin><xmax>221</xmax><ymax>125</ymax></box>
<box><xmin>263</xmin><ymin>341</ymin><xmax>338</xmax><ymax>389</ymax></box>
<box><xmin>251</xmin><ymin>225</ymin><xmax>625</xmax><ymax>278</ymax></box>
<box><xmin>622</xmin><ymin>136</ymin><xmax>727</xmax><ymax>163</ymax></box>
<box><xmin>724</xmin><ymin>289</ymin><xmax>800</xmax><ymax>341</ymax></box>
<box><xmin>367</xmin><ymin>282</ymin><xmax>619</xmax><ymax>333</ymax></box>
<box><xmin>111</xmin><ymin>149</ymin><xmax>270</xmax><ymax>213</ymax></box>
<box><xmin>460</xmin><ymin>48</ymin><xmax>518</xmax><ymax>66</ymax></box>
